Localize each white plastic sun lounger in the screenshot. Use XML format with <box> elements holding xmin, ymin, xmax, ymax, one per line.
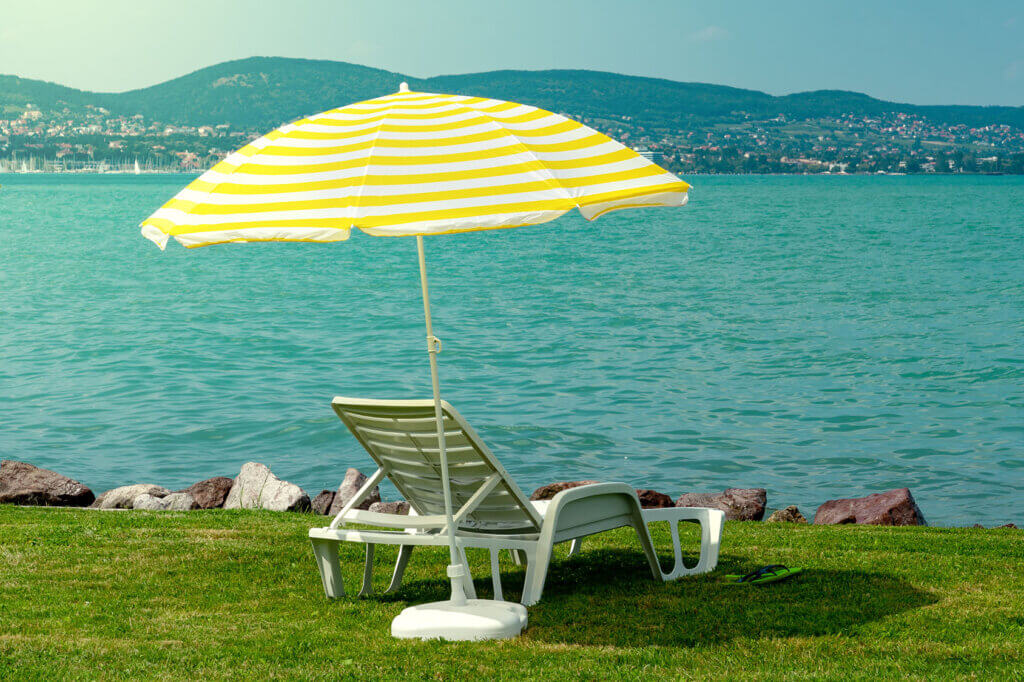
<box><xmin>309</xmin><ymin>397</ymin><xmax>724</xmax><ymax>606</ymax></box>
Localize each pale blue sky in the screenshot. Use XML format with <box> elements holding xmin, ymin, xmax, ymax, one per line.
<box><xmin>3</xmin><ymin>0</ymin><xmax>1022</xmax><ymax>105</ymax></box>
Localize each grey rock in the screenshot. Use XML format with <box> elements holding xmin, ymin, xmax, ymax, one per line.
<box><xmin>530</xmin><ymin>480</ymin><xmax>600</xmax><ymax>501</ymax></box>
<box><xmin>92</xmin><ymin>484</ymin><xmax>170</xmax><ymax>510</ymax></box>
<box><xmin>0</xmin><ymin>460</ymin><xmax>95</xmax><ymax>507</ymax></box>
<box><xmin>814</xmin><ymin>488</ymin><xmax>926</xmax><ymax>526</ymax></box>
<box><xmin>311</xmin><ymin>490</ymin><xmax>336</xmax><ymax>515</ymax></box>
<box><xmin>133</xmin><ymin>492</ymin><xmax>198</xmax><ymax>511</ymax></box>
<box><xmin>223</xmin><ymin>462</ymin><xmax>310</xmax><ymax>512</ymax></box>
<box><xmin>676</xmin><ymin>488</ymin><xmax>767</xmax><ymax>521</ymax></box>
<box><xmin>177</xmin><ymin>477</ymin><xmax>233</xmax><ymax>509</ymax></box>
<box><xmin>328</xmin><ymin>468</ymin><xmax>380</xmax><ymax>515</ymax></box>
<box><xmin>133</xmin><ymin>492</ymin><xmax>197</xmax><ymax>511</ymax></box>
<box><xmin>133</xmin><ymin>493</ymin><xmax>167</xmax><ymax>510</ymax></box>
<box><xmin>766</xmin><ymin>505</ymin><xmax>808</xmax><ymax>524</ymax></box>
<box><xmin>369</xmin><ymin>500</ymin><xmax>410</xmax><ymax>515</ymax></box>
<box><xmin>163</xmin><ymin>492</ymin><xmax>199</xmax><ymax>511</ymax></box>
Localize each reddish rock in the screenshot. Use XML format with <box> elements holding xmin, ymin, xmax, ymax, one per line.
<box><xmin>311</xmin><ymin>490</ymin><xmax>336</xmax><ymax>516</ymax></box>
<box><xmin>0</xmin><ymin>460</ymin><xmax>95</xmax><ymax>507</ymax></box>
<box><xmin>675</xmin><ymin>488</ymin><xmax>767</xmax><ymax>521</ymax></box>
<box><xmin>328</xmin><ymin>468</ymin><xmax>380</xmax><ymax>515</ymax></box>
<box><xmin>529</xmin><ymin>480</ymin><xmax>599</xmax><ymax>501</ymax></box>
<box><xmin>635</xmin><ymin>489</ymin><xmax>674</xmax><ymax>508</ymax></box>
<box><xmin>369</xmin><ymin>500</ymin><xmax>410</xmax><ymax>515</ymax></box>
<box><xmin>178</xmin><ymin>476</ymin><xmax>233</xmax><ymax>509</ymax></box>
<box><xmin>814</xmin><ymin>488</ymin><xmax>926</xmax><ymax>526</ymax></box>
<box><xmin>997</xmin><ymin>523</ymin><xmax>1018</xmax><ymax>529</ymax></box>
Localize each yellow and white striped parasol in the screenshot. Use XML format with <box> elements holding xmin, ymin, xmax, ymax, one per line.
<box><xmin>141</xmin><ymin>83</ymin><xmax>688</xmax><ymax>248</ymax></box>
<box><xmin>140</xmin><ymin>83</ymin><xmax>690</xmax><ymax>638</ymax></box>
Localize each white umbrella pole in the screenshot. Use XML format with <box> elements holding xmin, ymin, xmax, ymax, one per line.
<box><xmin>416</xmin><ymin>235</ymin><xmax>468</xmax><ymax>606</ymax></box>
<box><xmin>390</xmin><ymin>237</ymin><xmax>529</xmax><ymax>639</ymax></box>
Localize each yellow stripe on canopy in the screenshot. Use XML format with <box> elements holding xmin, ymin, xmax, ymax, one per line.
<box><xmin>141</xmin><ymin>87</ymin><xmax>689</xmax><ymax>249</ymax></box>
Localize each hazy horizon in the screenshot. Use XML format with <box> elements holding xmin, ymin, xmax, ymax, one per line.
<box><xmin>3</xmin><ymin>0</ymin><xmax>1022</xmax><ymax>107</ymax></box>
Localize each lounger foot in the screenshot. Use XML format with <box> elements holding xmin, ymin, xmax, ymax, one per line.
<box><xmin>489</xmin><ymin>548</ymin><xmax>504</xmax><ymax>601</ymax></box>
<box><xmin>311</xmin><ymin>538</ymin><xmax>346</xmax><ymax>598</ymax></box>
<box><xmin>640</xmin><ymin>507</ymin><xmax>725</xmax><ymax>579</ymax></box>
<box><xmin>457</xmin><ymin>547</ymin><xmax>477</xmax><ymax>600</ymax></box>
<box><xmin>521</xmin><ymin>546</ymin><xmax>552</xmax><ymax>606</ymax></box>
<box><xmin>358</xmin><ymin>544</ymin><xmax>375</xmax><ymax>597</ymax></box>
<box><xmin>385</xmin><ymin>545</ymin><xmax>414</xmax><ymax>594</ymax></box>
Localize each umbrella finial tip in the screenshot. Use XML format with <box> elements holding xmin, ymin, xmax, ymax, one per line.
<box><xmin>399</xmin><ymin>82</ymin><xmax>409</xmax><ymax>93</ymax></box>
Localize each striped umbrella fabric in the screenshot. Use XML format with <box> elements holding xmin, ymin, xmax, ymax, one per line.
<box><xmin>141</xmin><ymin>84</ymin><xmax>689</xmax><ymax>249</ymax></box>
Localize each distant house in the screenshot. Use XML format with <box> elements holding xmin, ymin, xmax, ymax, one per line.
<box><xmin>633</xmin><ymin>147</ymin><xmax>661</xmax><ymax>163</ymax></box>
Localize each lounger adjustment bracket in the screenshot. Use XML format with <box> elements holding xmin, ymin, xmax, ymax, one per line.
<box><xmin>426</xmin><ymin>335</ymin><xmax>442</xmax><ymax>354</ymax></box>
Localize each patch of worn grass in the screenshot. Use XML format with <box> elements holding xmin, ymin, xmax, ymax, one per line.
<box><xmin>0</xmin><ymin>507</ymin><xmax>1021</xmax><ymax>680</ymax></box>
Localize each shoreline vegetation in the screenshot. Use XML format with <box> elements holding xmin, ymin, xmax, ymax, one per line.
<box><xmin>1</xmin><ymin>506</ymin><xmax>1021</xmax><ymax>679</ymax></box>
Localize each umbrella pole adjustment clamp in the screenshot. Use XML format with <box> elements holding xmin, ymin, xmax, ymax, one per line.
<box><xmin>426</xmin><ymin>335</ymin><xmax>442</xmax><ymax>354</ymax></box>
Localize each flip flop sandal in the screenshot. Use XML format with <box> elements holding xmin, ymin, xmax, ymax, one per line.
<box><xmin>724</xmin><ymin>564</ymin><xmax>802</xmax><ymax>585</ymax></box>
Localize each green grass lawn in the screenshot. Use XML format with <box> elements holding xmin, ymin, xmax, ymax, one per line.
<box><xmin>1</xmin><ymin>507</ymin><xmax>1021</xmax><ymax>680</ymax></box>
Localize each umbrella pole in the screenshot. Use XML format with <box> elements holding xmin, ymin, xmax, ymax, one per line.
<box><xmin>391</xmin><ymin>237</ymin><xmax>525</xmax><ymax>640</ymax></box>
<box><xmin>416</xmin><ymin>235</ymin><xmax>468</xmax><ymax>606</ymax></box>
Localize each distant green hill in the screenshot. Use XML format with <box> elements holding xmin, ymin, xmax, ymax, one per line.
<box><xmin>94</xmin><ymin>58</ymin><xmax>407</xmax><ymax>130</ymax></box>
<box><xmin>0</xmin><ymin>75</ymin><xmax>94</xmax><ymax>116</ymax></box>
<box><xmin>3</xmin><ymin>56</ymin><xmax>1023</xmax><ymax>131</ymax></box>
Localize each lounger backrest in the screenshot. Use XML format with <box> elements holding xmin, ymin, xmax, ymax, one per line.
<box><xmin>331</xmin><ymin>397</ymin><xmax>543</xmax><ymax>534</ymax></box>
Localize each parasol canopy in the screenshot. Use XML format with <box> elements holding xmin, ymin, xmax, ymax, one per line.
<box><xmin>141</xmin><ymin>84</ymin><xmax>688</xmax><ymax>249</ymax></box>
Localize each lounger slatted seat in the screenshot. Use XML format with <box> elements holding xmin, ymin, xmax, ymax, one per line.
<box><xmin>309</xmin><ymin>397</ymin><xmax>724</xmax><ymax>605</ymax></box>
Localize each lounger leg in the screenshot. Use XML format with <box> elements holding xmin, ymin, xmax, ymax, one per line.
<box><xmin>568</xmin><ymin>538</ymin><xmax>582</xmax><ymax>557</ymax></box>
<box><xmin>310</xmin><ymin>538</ymin><xmax>345</xmax><ymax>599</ymax></box>
<box><xmin>489</xmin><ymin>548</ymin><xmax>504</xmax><ymax>601</ymax></box>
<box><xmin>630</xmin><ymin>515</ymin><xmax>664</xmax><ymax>581</ymax></box>
<box><xmin>521</xmin><ymin>544</ymin><xmax>553</xmax><ymax>606</ymax></box>
<box><xmin>385</xmin><ymin>545</ymin><xmax>414</xmax><ymax>594</ymax></box>
<box><xmin>511</xmin><ymin>549</ymin><xmax>528</xmax><ymax>566</ymax></box>
<box><xmin>693</xmin><ymin>509</ymin><xmax>724</xmax><ymax>574</ymax></box>
<box><xmin>457</xmin><ymin>547</ymin><xmax>477</xmax><ymax>599</ymax></box>
<box><xmin>358</xmin><ymin>544</ymin><xmax>375</xmax><ymax>597</ymax></box>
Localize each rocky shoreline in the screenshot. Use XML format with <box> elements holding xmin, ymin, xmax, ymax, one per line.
<box><xmin>0</xmin><ymin>459</ymin><xmax>1017</xmax><ymax>528</ymax></box>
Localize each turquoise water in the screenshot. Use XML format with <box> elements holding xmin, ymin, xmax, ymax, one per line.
<box><xmin>1</xmin><ymin>174</ymin><xmax>1022</xmax><ymax>525</ymax></box>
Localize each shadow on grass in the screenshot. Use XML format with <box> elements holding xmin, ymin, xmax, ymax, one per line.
<box><xmin>382</xmin><ymin>547</ymin><xmax>937</xmax><ymax>648</ymax></box>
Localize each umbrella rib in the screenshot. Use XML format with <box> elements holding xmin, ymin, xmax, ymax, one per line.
<box><xmin>348</xmin><ymin>104</ymin><xmax>392</xmax><ymax>229</ymax></box>
<box><xmin>450</xmin><ymin>99</ymin><xmax>576</xmax><ymax>206</ymax></box>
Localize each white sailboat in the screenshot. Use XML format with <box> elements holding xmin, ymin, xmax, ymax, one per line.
<box><xmin>134</xmin><ymin>159</ymin><xmax>141</xmax><ymax>175</ymax></box>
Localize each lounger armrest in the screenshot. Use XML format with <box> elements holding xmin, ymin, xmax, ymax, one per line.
<box><xmin>541</xmin><ymin>482</ymin><xmax>642</xmax><ymax>542</ymax></box>
<box><xmin>544</xmin><ymin>482</ymin><xmax>636</xmax><ymax>508</ymax></box>
<box><xmin>642</xmin><ymin>506</ymin><xmax>721</xmax><ymax>522</ymax></box>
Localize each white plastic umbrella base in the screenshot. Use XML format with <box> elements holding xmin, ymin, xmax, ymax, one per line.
<box><xmin>391</xmin><ymin>599</ymin><xmax>528</xmax><ymax>641</ymax></box>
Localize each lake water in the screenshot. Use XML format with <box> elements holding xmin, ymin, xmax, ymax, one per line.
<box><xmin>1</xmin><ymin>174</ymin><xmax>1021</xmax><ymax>525</ymax></box>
